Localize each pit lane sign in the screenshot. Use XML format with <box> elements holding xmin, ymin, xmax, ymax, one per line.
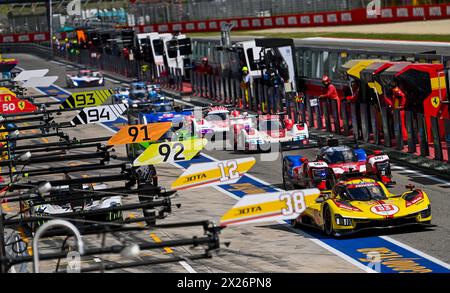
<box><xmin>107</xmin><ymin>122</ymin><xmax>172</xmax><ymax>145</ymax></box>
<box><xmin>133</xmin><ymin>138</ymin><xmax>207</xmax><ymax>166</ymax></box>
<box><xmin>171</xmin><ymin>157</ymin><xmax>256</xmax><ymax>190</ymax></box>
<box><xmin>0</xmin><ymin>99</ymin><xmax>37</xmax><ymax>114</ymax></box>
<box><xmin>70</xmin><ymin>104</ymin><xmax>129</xmax><ymax>126</ymax></box>
<box><xmin>219</xmin><ymin>189</ymin><xmax>320</xmax><ymax>227</ymax></box>
<box><xmin>59</xmin><ymin>89</ymin><xmax>114</xmax><ymax>109</ymax></box>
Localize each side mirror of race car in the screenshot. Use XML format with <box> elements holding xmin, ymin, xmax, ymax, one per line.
<box><xmin>315</xmin><ymin>196</ymin><xmax>325</xmax><ymax>203</ymax></box>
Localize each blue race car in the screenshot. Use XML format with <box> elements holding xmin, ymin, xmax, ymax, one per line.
<box><xmin>127</xmin><ymin>82</ymin><xmax>149</xmax><ymax>102</ymax></box>
<box><xmin>66</xmin><ymin>69</ymin><xmax>104</xmax><ymax>88</ymax></box>
<box><xmin>112</xmin><ymin>87</ymin><xmax>131</xmax><ymax>104</ymax></box>
<box><xmin>140</xmin><ymin>100</ymin><xmax>193</xmax><ymax>124</ymax></box>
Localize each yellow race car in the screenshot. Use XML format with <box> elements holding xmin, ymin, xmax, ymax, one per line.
<box><xmin>295</xmin><ymin>174</ymin><xmax>432</xmax><ymax>236</ymax></box>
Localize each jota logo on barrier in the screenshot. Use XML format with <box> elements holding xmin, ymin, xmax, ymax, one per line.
<box><xmin>367</xmin><ymin>0</ymin><xmax>382</xmax><ymax>17</ymax></box>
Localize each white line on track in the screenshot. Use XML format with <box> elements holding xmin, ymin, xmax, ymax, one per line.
<box><xmin>104</xmin><ymin>77</ymin><xmax>121</xmax><ymax>84</ymax></box>
<box><xmin>391</xmin><ymin>164</ymin><xmax>450</xmax><ymax>186</ymax></box>
<box><xmin>179</xmin><ymin>261</ymin><xmax>197</xmax><ymax>273</ymax></box>
<box><xmin>49</xmin><ymin>60</ymin><xmax>75</xmax><ymax>68</ymax></box>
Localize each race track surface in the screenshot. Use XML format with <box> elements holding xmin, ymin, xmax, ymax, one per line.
<box><xmin>7</xmin><ymin>53</ymin><xmax>450</xmax><ymax>273</ymax></box>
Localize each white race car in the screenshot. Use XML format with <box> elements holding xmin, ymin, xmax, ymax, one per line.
<box><xmin>234</xmin><ymin>115</ymin><xmax>309</xmax><ymax>151</ymax></box>
<box><xmin>66</xmin><ymin>69</ymin><xmax>105</xmax><ymax>88</ymax></box>
<box><xmin>30</xmin><ymin>183</ymin><xmax>122</xmax><ymax>231</ymax></box>
<box><xmin>192</xmin><ymin>106</ymin><xmax>231</xmax><ymax>137</ymax></box>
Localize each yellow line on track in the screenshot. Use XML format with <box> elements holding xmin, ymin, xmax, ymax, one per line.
<box><xmin>129</xmin><ymin>213</ymin><xmax>173</xmax><ymax>254</ymax></box>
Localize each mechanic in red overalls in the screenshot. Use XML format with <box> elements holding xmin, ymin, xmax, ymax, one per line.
<box><xmin>196</xmin><ymin>57</ymin><xmax>213</xmax><ymax>97</ymax></box>
<box><xmin>319</xmin><ymin>75</ymin><xmax>342</xmax><ymax>120</ymax></box>
<box><xmin>385</xmin><ymin>86</ymin><xmax>408</xmax><ymax>140</ymax></box>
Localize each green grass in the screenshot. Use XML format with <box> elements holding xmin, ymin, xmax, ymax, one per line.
<box><xmin>188</xmin><ymin>31</ymin><xmax>450</xmax><ymax>42</ymax></box>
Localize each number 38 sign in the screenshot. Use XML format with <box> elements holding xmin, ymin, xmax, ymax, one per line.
<box><xmin>219</xmin><ymin>189</ymin><xmax>321</xmax><ymax>227</ymax></box>
<box><xmin>0</xmin><ymin>99</ymin><xmax>37</xmax><ymax>114</ymax></box>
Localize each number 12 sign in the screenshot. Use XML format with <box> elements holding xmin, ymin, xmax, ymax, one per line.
<box><xmin>171</xmin><ymin>157</ymin><xmax>256</xmax><ymax>190</ymax></box>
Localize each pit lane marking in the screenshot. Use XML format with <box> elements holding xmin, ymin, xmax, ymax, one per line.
<box><xmin>129</xmin><ymin>213</ymin><xmax>173</xmax><ymax>255</ymax></box>
<box><xmin>150</xmin><ymin>233</ymin><xmax>174</xmax><ymax>254</ymax></box>
<box><xmin>104</xmin><ymin>77</ymin><xmax>121</xmax><ymax>84</ymax></box>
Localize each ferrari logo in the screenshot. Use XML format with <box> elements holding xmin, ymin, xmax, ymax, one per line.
<box><xmin>18</xmin><ymin>101</ymin><xmax>25</xmax><ymax>110</ymax></box>
<box><xmin>4</xmin><ymin>95</ymin><xmax>12</xmax><ymax>102</ymax></box>
<box><xmin>431</xmin><ymin>97</ymin><xmax>440</xmax><ymax>108</ymax></box>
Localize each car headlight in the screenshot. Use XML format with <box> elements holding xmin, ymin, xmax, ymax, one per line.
<box><xmin>72</xmin><ymin>80</ymin><xmax>78</xmax><ymax>86</ymax></box>
<box><xmin>376</xmin><ymin>161</ymin><xmax>391</xmax><ymax>176</ymax></box>
<box><xmin>99</xmin><ymin>78</ymin><xmax>104</xmax><ymax>84</ymax></box>
<box><xmin>420</xmin><ymin>205</ymin><xmax>431</xmax><ymax>218</ymax></box>
<box><xmin>335</xmin><ymin>214</ymin><xmax>353</xmax><ymax>226</ymax></box>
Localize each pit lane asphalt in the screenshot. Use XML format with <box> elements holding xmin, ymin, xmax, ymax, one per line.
<box><xmin>6</xmin><ymin>53</ymin><xmax>365</xmax><ymax>273</ymax></box>
<box><xmin>11</xmin><ymin>52</ymin><xmax>450</xmax><ymax>271</ymax></box>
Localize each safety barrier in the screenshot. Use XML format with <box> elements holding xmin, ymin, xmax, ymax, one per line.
<box><xmin>2</xmin><ymin>3</ymin><xmax>450</xmax><ymax>43</ymax></box>
<box><xmin>135</xmin><ymin>3</ymin><xmax>450</xmax><ymax>34</ymax></box>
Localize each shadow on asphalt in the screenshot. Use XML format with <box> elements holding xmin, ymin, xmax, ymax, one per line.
<box><xmin>257</xmin><ymin>222</ymin><xmax>437</xmax><ymax>240</ymax></box>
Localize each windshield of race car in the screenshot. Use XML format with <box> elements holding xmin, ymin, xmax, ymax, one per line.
<box><xmin>259</xmin><ymin>120</ymin><xmax>281</xmax><ymax>132</ymax></box>
<box><xmin>322</xmin><ymin>148</ymin><xmax>357</xmax><ymax>164</ymax></box>
<box><xmin>133</xmin><ymin>84</ymin><xmax>146</xmax><ymax>90</ymax></box>
<box><xmin>345</xmin><ymin>183</ymin><xmax>387</xmax><ymax>201</ymax></box>
<box><xmin>206</xmin><ymin>112</ymin><xmax>228</xmax><ymax>122</ymax></box>
<box><xmin>154</xmin><ymin>105</ymin><xmax>173</xmax><ymax>112</ymax></box>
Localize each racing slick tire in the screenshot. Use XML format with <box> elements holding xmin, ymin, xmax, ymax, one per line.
<box><xmin>323</xmin><ymin>205</ymin><xmax>336</xmax><ymax>236</ymax></box>
<box><xmin>282</xmin><ymin>160</ymin><xmax>295</xmax><ymax>190</ymax></box>
<box><xmin>237</xmin><ymin>133</ymin><xmax>247</xmax><ymax>153</ymax></box>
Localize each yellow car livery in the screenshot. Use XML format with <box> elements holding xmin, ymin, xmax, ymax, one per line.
<box><xmin>295</xmin><ymin>177</ymin><xmax>432</xmax><ymax>236</ymax></box>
